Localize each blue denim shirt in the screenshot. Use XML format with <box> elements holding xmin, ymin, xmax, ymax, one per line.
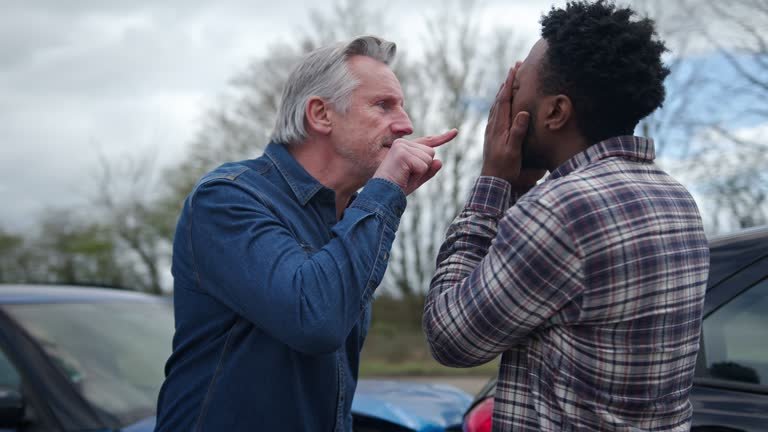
<box><xmin>155</xmin><ymin>142</ymin><xmax>406</xmax><ymax>432</ymax></box>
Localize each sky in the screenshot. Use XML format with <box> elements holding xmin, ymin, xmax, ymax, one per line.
<box><xmin>2</xmin><ymin>0</ymin><xmax>762</xmax><ymax>233</ymax></box>
<box><xmin>0</xmin><ymin>0</ymin><xmax>569</xmax><ymax>231</ymax></box>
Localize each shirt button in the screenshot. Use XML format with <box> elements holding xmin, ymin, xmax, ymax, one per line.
<box><xmin>383</xmin><ymin>252</ymin><xmax>389</xmax><ymax>260</ymax></box>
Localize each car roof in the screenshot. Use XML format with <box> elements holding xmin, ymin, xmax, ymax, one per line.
<box><xmin>0</xmin><ymin>284</ymin><xmax>167</xmax><ymax>304</ymax></box>
<box><xmin>707</xmin><ymin>225</ymin><xmax>768</xmax><ymax>289</ymax></box>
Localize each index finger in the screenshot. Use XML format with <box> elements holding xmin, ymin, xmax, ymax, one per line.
<box><xmin>412</xmin><ymin>128</ymin><xmax>459</xmax><ymax>148</ymax></box>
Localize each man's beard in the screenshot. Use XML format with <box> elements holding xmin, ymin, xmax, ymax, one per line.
<box><xmin>377</xmin><ymin>135</ymin><xmax>397</xmax><ymax>149</ymax></box>
<box><xmin>337</xmin><ymin>134</ymin><xmax>398</xmax><ymax>179</ymax></box>
<box><xmin>520</xmin><ymin>110</ymin><xmax>548</xmax><ymax>170</ymax></box>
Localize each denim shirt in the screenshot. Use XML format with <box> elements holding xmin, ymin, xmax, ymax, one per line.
<box><xmin>155</xmin><ymin>142</ymin><xmax>406</xmax><ymax>432</ymax></box>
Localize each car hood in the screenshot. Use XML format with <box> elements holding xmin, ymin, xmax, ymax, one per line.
<box><xmin>113</xmin><ymin>381</ymin><xmax>473</xmax><ymax>432</ymax></box>
<box><xmin>121</xmin><ymin>416</ymin><xmax>156</xmax><ymax>432</ymax></box>
<box><xmin>352</xmin><ymin>379</ymin><xmax>473</xmax><ymax>431</ymax></box>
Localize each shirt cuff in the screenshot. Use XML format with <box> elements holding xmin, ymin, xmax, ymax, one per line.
<box><xmin>351</xmin><ymin>178</ymin><xmax>407</xmax><ymax>226</ymax></box>
<box><xmin>466</xmin><ymin>176</ymin><xmax>513</xmax><ymax>216</ymax></box>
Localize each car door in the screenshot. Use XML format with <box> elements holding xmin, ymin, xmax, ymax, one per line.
<box><xmin>0</xmin><ymin>307</ymin><xmax>111</xmax><ymax>432</ymax></box>
<box><xmin>0</xmin><ymin>344</ymin><xmax>62</xmax><ymax>432</ymax></box>
<box><xmin>691</xmin><ymin>256</ymin><xmax>768</xmax><ymax>431</ymax></box>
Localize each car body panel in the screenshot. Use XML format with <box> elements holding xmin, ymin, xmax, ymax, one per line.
<box><xmin>121</xmin><ymin>416</ymin><xmax>156</xmax><ymax>432</ymax></box>
<box><xmin>706</xmin><ymin>225</ymin><xmax>768</xmax><ymax>290</ymax></box>
<box><xmin>353</xmin><ymin>380</ymin><xmax>472</xmax><ymax>431</ymax></box>
<box><xmin>0</xmin><ymin>284</ymin><xmax>168</xmax><ymax>305</ymax></box>
<box><xmin>690</xmin><ymin>384</ymin><xmax>768</xmax><ymax>431</ymax></box>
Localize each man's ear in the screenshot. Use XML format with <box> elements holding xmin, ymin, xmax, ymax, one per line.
<box><xmin>305</xmin><ymin>96</ymin><xmax>333</xmax><ymax>135</ymax></box>
<box><xmin>543</xmin><ymin>94</ymin><xmax>573</xmax><ymax>131</ymax></box>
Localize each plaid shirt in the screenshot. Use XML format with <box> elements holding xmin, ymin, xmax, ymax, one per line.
<box><xmin>423</xmin><ymin>136</ymin><xmax>709</xmax><ymax>431</ymax></box>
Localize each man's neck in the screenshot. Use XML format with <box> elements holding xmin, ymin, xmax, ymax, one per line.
<box><xmin>288</xmin><ymin>139</ymin><xmax>363</xmax><ymax>220</ymax></box>
<box><xmin>546</xmin><ymin>133</ymin><xmax>590</xmax><ymax>172</ymax></box>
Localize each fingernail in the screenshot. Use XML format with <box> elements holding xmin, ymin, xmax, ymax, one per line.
<box><xmin>516</xmin><ymin>113</ymin><xmax>529</xmax><ymax>127</ymax></box>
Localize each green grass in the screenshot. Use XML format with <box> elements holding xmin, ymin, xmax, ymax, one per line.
<box><xmin>359</xmin><ymin>325</ymin><xmax>499</xmax><ymax>377</ymax></box>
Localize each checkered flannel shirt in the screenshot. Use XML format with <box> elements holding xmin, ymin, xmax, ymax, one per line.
<box><xmin>423</xmin><ymin>136</ymin><xmax>710</xmax><ymax>431</ymax></box>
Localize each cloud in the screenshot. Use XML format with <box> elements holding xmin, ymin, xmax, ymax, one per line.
<box><xmin>0</xmin><ymin>1</ymin><xmax>325</xmax><ymax>229</ymax></box>
<box><xmin>0</xmin><ymin>0</ymin><xmax>582</xmax><ymax>231</ymax></box>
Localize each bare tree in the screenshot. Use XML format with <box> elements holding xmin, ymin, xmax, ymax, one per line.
<box><xmin>383</xmin><ymin>0</ymin><xmax>527</xmax><ymax>313</ymax></box>
<box><xmin>0</xmin><ymin>228</ymin><xmax>25</xmax><ymax>283</ymax></box>
<box><xmin>0</xmin><ymin>211</ymin><xmax>139</xmax><ymax>288</ymax></box>
<box><xmin>94</xmin><ymin>151</ymin><xmax>169</xmax><ymax>294</ymax></box>
<box><xmin>154</xmin><ymin>0</ymin><xmax>527</xmax><ymax>303</ymax></box>
<box><xmin>632</xmin><ymin>0</ymin><xmax>768</xmax><ymax>233</ymax></box>
<box><xmin>163</xmin><ymin>0</ymin><xmax>391</xmax><ymax>209</ymax></box>
<box><xmin>680</xmin><ymin>0</ymin><xmax>767</xmax><ymax>232</ymax></box>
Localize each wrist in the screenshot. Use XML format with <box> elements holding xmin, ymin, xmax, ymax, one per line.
<box><xmin>372</xmin><ymin>174</ymin><xmax>406</xmax><ymax>192</ymax></box>
<box><xmin>479</xmin><ymin>168</ymin><xmax>511</xmax><ymax>183</ymax></box>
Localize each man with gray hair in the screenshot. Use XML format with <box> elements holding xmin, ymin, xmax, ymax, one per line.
<box><xmin>154</xmin><ymin>35</ymin><xmax>457</xmax><ymax>431</ymax></box>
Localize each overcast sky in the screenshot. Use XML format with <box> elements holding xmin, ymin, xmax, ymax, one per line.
<box><xmin>1</xmin><ymin>0</ymin><xmax>574</xmax><ymax>231</ymax></box>
<box><xmin>17</xmin><ymin>0</ymin><xmax>766</xmax><ymax>235</ymax></box>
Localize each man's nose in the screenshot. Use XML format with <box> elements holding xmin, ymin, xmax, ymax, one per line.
<box><xmin>391</xmin><ymin>109</ymin><xmax>414</xmax><ymax>136</ymax></box>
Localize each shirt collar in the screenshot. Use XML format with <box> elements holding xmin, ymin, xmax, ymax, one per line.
<box><xmin>265</xmin><ymin>141</ymin><xmax>326</xmax><ymax>206</ymax></box>
<box><xmin>548</xmin><ymin>135</ymin><xmax>656</xmax><ymax>180</ymax></box>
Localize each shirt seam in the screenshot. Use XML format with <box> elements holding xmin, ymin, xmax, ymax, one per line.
<box><xmin>189</xmin><ymin>167</ymin><xmax>249</xmax><ymax>209</ymax></box>
<box><xmin>352</xmin><ymin>200</ymin><xmax>399</xmax><ymax>231</ymax></box>
<box><xmin>192</xmin><ymin>318</ymin><xmax>240</xmax><ymax>432</ymax></box>
<box><xmin>361</xmin><ymin>223</ymin><xmax>389</xmax><ymax>304</ymax></box>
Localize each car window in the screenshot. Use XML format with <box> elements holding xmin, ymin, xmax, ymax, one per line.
<box><xmin>701</xmin><ymin>277</ymin><xmax>768</xmax><ymax>385</ymax></box>
<box><xmin>3</xmin><ymin>301</ymin><xmax>174</xmax><ymax>424</ymax></box>
<box><xmin>0</xmin><ymin>347</ymin><xmax>20</xmax><ymax>390</ymax></box>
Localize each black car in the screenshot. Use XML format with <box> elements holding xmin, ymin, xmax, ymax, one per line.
<box><xmin>463</xmin><ymin>225</ymin><xmax>768</xmax><ymax>432</ymax></box>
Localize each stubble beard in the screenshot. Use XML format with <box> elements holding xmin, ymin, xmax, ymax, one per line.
<box><xmin>338</xmin><ymin>135</ymin><xmax>397</xmax><ymax>180</ymax></box>
<box><xmin>520</xmin><ymin>109</ymin><xmax>548</xmax><ymax>170</ymax></box>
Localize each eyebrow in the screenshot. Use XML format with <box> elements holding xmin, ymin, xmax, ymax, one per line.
<box><xmin>370</xmin><ymin>93</ymin><xmax>404</xmax><ymax>105</ymax></box>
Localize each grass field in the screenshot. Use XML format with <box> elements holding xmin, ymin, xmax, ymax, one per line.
<box><xmin>359</xmin><ymin>325</ymin><xmax>499</xmax><ymax>377</ymax></box>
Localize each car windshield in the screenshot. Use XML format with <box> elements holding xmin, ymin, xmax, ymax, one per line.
<box><xmin>3</xmin><ymin>300</ymin><xmax>173</xmax><ymax>423</ymax></box>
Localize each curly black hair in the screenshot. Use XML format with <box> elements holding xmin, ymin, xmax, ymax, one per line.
<box><xmin>539</xmin><ymin>0</ymin><xmax>670</xmax><ymax>144</ymax></box>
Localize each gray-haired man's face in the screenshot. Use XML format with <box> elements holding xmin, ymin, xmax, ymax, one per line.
<box><xmin>328</xmin><ymin>55</ymin><xmax>414</xmax><ymax>180</ymax></box>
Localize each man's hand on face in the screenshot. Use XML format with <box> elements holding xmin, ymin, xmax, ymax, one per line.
<box><xmin>373</xmin><ymin>129</ymin><xmax>458</xmax><ymax>195</ymax></box>
<box><xmin>481</xmin><ymin>63</ymin><xmax>546</xmax><ymax>189</ymax></box>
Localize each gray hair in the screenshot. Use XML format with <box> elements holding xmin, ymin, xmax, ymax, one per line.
<box><xmin>270</xmin><ymin>35</ymin><xmax>397</xmax><ymax>145</ymax></box>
